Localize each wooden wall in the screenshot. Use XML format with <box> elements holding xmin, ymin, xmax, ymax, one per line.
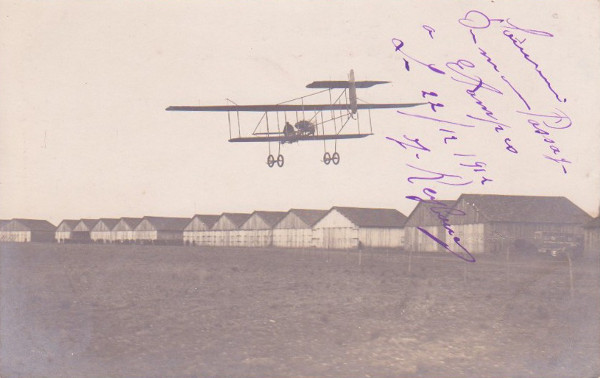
<box><xmin>359</xmin><ymin>228</ymin><xmax>403</xmax><ymax>248</ymax></box>
<box><xmin>0</xmin><ymin>231</ymin><xmax>55</xmax><ymax>243</ymax></box>
<box><xmin>404</xmin><ymin>226</ymin><xmax>447</xmax><ymax>252</ymax></box>
<box><xmin>272</xmin><ymin>228</ymin><xmax>313</xmax><ymax>248</ymax></box>
<box><xmin>585</xmin><ymin>228</ymin><xmax>600</xmax><ymax>256</ymax></box>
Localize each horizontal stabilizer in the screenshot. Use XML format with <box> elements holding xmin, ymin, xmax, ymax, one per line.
<box><xmin>306</xmin><ymin>80</ymin><xmax>390</xmax><ymax>89</ymax></box>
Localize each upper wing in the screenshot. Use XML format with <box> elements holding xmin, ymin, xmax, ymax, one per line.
<box><xmin>166</xmin><ymin>103</ymin><xmax>425</xmax><ymax>112</ymax></box>
<box><xmin>305</xmin><ymin>80</ymin><xmax>390</xmax><ymax>89</ymax></box>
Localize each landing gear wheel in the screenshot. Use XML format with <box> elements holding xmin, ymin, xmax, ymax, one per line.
<box><xmin>323</xmin><ymin>152</ymin><xmax>331</xmax><ymax>165</ymax></box>
<box><xmin>277</xmin><ymin>154</ymin><xmax>284</xmax><ymax>167</ymax></box>
<box><xmin>332</xmin><ymin>152</ymin><xmax>340</xmax><ymax>165</ymax></box>
<box><xmin>267</xmin><ymin>154</ymin><xmax>275</xmax><ymax>167</ymax></box>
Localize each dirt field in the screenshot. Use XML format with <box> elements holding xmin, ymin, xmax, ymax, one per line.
<box><xmin>1</xmin><ymin>243</ymin><xmax>598</xmax><ymax>378</ymax></box>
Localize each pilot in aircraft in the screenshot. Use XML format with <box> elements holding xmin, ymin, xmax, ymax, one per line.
<box><xmin>283</xmin><ymin>121</ymin><xmax>295</xmax><ymax>137</ymax></box>
<box><xmin>166</xmin><ymin>69</ymin><xmax>425</xmax><ymax>167</ymax></box>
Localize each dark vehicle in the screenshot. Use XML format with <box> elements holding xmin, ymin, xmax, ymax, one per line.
<box><xmin>533</xmin><ymin>231</ymin><xmax>583</xmax><ymax>258</ymax></box>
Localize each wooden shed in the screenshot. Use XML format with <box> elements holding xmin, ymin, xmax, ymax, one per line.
<box><xmin>133</xmin><ymin>216</ymin><xmax>190</xmax><ymax>245</ymax></box>
<box><xmin>113</xmin><ymin>218</ymin><xmax>142</xmax><ymax>244</ymax></box>
<box><xmin>0</xmin><ymin>219</ymin><xmax>56</xmax><ymax>242</ymax></box>
<box><xmin>234</xmin><ymin>211</ymin><xmax>288</xmax><ymax>247</ymax></box>
<box><xmin>404</xmin><ymin>200</ymin><xmax>456</xmax><ymax>253</ymax></box>
<box><xmin>72</xmin><ymin>219</ymin><xmax>99</xmax><ymax>243</ymax></box>
<box><xmin>313</xmin><ymin>207</ymin><xmax>407</xmax><ymax>249</ymax></box>
<box><xmin>90</xmin><ymin>218</ymin><xmax>120</xmax><ymax>243</ymax></box>
<box><xmin>209</xmin><ymin>213</ymin><xmax>252</xmax><ymax>247</ymax></box>
<box><xmin>584</xmin><ymin>216</ymin><xmax>600</xmax><ymax>256</ymax></box>
<box><xmin>273</xmin><ymin>209</ymin><xmax>328</xmax><ymax>248</ymax></box>
<box><xmin>55</xmin><ymin>219</ymin><xmax>79</xmax><ymax>243</ymax></box>
<box><xmin>450</xmin><ymin>194</ymin><xmax>591</xmax><ymax>254</ymax></box>
<box><xmin>183</xmin><ymin>214</ymin><xmax>220</xmax><ymax>246</ymax></box>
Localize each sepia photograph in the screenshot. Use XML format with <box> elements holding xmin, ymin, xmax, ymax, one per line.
<box><xmin>1</xmin><ymin>1</ymin><xmax>599</xmax><ymax>377</ymax></box>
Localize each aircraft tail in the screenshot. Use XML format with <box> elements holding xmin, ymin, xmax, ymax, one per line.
<box><xmin>304</xmin><ymin>70</ymin><xmax>391</xmax><ymax>114</ymax></box>
<box><xmin>348</xmin><ymin>69</ymin><xmax>357</xmax><ymax>114</ymax></box>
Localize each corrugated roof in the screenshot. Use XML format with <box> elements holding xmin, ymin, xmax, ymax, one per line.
<box><xmin>191</xmin><ymin>214</ymin><xmax>220</xmax><ymax>228</ymax></box>
<box><xmin>429</xmin><ymin>200</ymin><xmax>455</xmax><ymax>208</ymax></box>
<box><xmin>9</xmin><ymin>219</ymin><xmax>56</xmax><ymax>231</ymax></box>
<box><xmin>332</xmin><ymin>207</ymin><xmax>407</xmax><ymax>228</ymax></box>
<box><xmin>457</xmin><ymin>194</ymin><xmax>591</xmax><ymax>224</ymax></box>
<box><xmin>58</xmin><ymin>219</ymin><xmax>79</xmax><ymax>229</ymax></box>
<box><xmin>289</xmin><ymin>209</ymin><xmax>329</xmax><ymax>227</ymax></box>
<box><xmin>120</xmin><ymin>217</ymin><xmax>143</xmax><ymax>228</ymax></box>
<box><xmin>142</xmin><ymin>216</ymin><xmax>191</xmax><ymax>231</ymax></box>
<box><xmin>56</xmin><ymin>219</ymin><xmax>79</xmax><ymax>232</ymax></box>
<box><xmin>585</xmin><ymin>216</ymin><xmax>600</xmax><ymax>229</ymax></box>
<box><xmin>98</xmin><ymin>218</ymin><xmax>120</xmax><ymax>229</ymax></box>
<box><xmin>1</xmin><ymin>220</ymin><xmax>12</xmax><ymax>231</ymax></box>
<box><xmin>404</xmin><ymin>200</ymin><xmax>456</xmax><ymax>227</ymax></box>
<box><xmin>77</xmin><ymin>219</ymin><xmax>99</xmax><ymax>230</ymax></box>
<box><xmin>252</xmin><ymin>211</ymin><xmax>288</xmax><ymax>228</ymax></box>
<box><xmin>222</xmin><ymin>213</ymin><xmax>252</xmax><ymax>228</ymax></box>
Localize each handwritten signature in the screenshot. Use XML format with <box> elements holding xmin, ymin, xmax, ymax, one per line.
<box><xmin>407</xmin><ymin>188</ymin><xmax>475</xmax><ymax>263</ymax></box>
<box><xmin>387</xmin><ymin>9</ymin><xmax>572</xmax><ymax>261</ymax></box>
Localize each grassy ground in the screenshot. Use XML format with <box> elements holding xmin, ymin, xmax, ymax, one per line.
<box><xmin>1</xmin><ymin>243</ymin><xmax>598</xmax><ymax>377</ymax></box>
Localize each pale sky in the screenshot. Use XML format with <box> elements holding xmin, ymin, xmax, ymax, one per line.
<box><xmin>1</xmin><ymin>0</ymin><xmax>599</xmax><ymax>225</ymax></box>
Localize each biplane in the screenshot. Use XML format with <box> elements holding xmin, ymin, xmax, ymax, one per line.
<box><xmin>166</xmin><ymin>70</ymin><xmax>424</xmax><ymax>167</ymax></box>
